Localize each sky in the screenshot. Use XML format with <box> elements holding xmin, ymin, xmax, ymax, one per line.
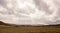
<box><xmin>0</xmin><ymin>0</ymin><xmax>60</xmax><ymax>25</ymax></box>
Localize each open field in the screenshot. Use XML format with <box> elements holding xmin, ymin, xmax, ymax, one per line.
<box><xmin>0</xmin><ymin>21</ymin><xmax>60</xmax><ymax>33</ymax></box>
<box><xmin>0</xmin><ymin>24</ymin><xmax>60</xmax><ymax>33</ymax></box>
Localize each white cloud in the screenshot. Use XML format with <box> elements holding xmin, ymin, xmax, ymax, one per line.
<box><xmin>0</xmin><ymin>0</ymin><xmax>60</xmax><ymax>25</ymax></box>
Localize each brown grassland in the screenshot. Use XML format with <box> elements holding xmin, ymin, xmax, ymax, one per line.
<box><xmin>0</xmin><ymin>21</ymin><xmax>60</xmax><ymax>33</ymax></box>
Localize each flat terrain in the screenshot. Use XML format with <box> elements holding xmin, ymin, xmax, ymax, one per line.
<box><xmin>0</xmin><ymin>23</ymin><xmax>60</xmax><ymax>33</ymax></box>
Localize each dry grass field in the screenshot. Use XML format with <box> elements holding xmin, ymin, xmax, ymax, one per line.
<box><xmin>0</xmin><ymin>21</ymin><xmax>60</xmax><ymax>33</ymax></box>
